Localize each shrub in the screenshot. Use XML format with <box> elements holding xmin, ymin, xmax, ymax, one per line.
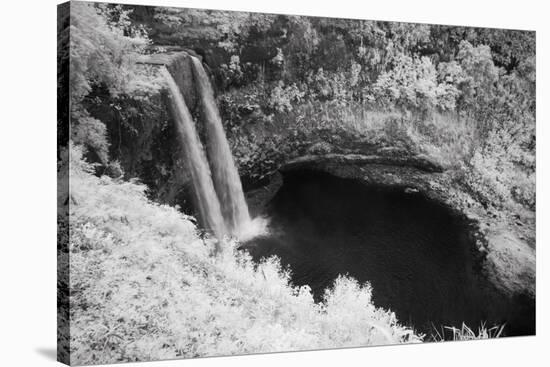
<box><xmin>465</xmin><ymin>127</ymin><xmax>535</xmax><ymax>210</ymax></box>
<box><xmin>372</xmin><ymin>54</ymin><xmax>456</xmax><ymax>113</ymax></box>
<box><xmin>267</xmin><ymin>81</ymin><xmax>306</xmax><ymax>113</ymax></box>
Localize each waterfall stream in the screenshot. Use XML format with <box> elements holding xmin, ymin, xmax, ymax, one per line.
<box><xmin>191</xmin><ymin>57</ymin><xmax>252</xmax><ymax>237</ymax></box>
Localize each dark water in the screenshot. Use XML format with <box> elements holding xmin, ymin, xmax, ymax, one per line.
<box><xmin>243</xmin><ymin>170</ymin><xmax>535</xmax><ymax>337</ymax></box>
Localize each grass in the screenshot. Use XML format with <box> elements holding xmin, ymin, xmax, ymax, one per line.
<box><xmin>293</xmin><ymin>102</ymin><xmax>479</xmax><ymax>168</ymax></box>
<box><xmin>430</xmin><ymin>323</ymin><xmax>506</xmax><ymax>342</ymax></box>
<box><xmin>238</xmin><ymin>100</ymin><xmax>479</xmax><ymax>170</ymax></box>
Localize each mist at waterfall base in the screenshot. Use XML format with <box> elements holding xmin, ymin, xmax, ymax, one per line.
<box><xmin>242</xmin><ymin>170</ymin><xmax>535</xmax><ymax>338</ymax></box>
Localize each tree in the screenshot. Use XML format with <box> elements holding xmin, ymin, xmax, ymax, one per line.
<box><xmin>455</xmin><ymin>41</ymin><xmax>499</xmax><ymax>111</ymax></box>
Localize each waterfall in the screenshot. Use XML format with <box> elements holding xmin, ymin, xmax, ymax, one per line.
<box><xmin>162</xmin><ymin>58</ymin><xmax>266</xmax><ymax>242</ymax></box>
<box><xmin>161</xmin><ymin>67</ymin><xmax>227</xmax><ymax>239</ymax></box>
<box><xmin>191</xmin><ymin>57</ymin><xmax>252</xmax><ymax>237</ymax></box>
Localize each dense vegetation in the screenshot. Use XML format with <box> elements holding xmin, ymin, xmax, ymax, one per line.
<box><xmin>65</xmin><ymin>144</ymin><xmax>419</xmax><ymax>364</ymax></box>
<box><xmin>59</xmin><ymin>2</ymin><xmax>535</xmax><ymax>363</ymax></box>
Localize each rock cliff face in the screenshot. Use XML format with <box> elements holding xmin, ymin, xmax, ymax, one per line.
<box><xmin>87</xmin><ymin>50</ymin><xmax>203</xmax><ymax>214</ymax></box>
